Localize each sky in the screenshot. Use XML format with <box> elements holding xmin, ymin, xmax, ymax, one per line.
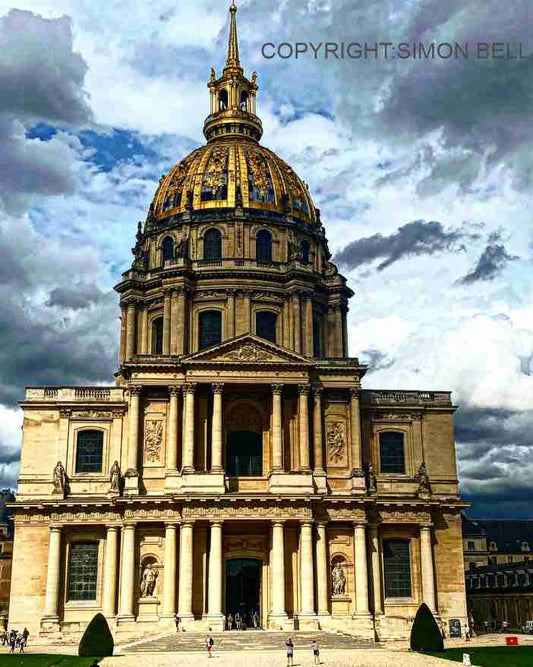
<box><xmin>0</xmin><ymin>0</ymin><xmax>531</xmax><ymax>518</ymax></box>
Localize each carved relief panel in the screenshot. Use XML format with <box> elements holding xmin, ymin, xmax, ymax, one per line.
<box><xmin>143</xmin><ymin>405</ymin><xmax>166</xmax><ymax>467</ymax></box>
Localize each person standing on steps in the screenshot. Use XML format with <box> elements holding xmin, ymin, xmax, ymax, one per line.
<box><xmin>286</xmin><ymin>637</ymin><xmax>294</xmax><ymax>666</ymax></box>
<box><xmin>206</xmin><ymin>634</ymin><xmax>214</xmax><ymax>657</ymax></box>
<box><xmin>227</xmin><ymin>613</ymin><xmax>233</xmax><ymax>630</ymax></box>
<box><xmin>312</xmin><ymin>639</ymin><xmax>320</xmax><ymax>664</ymax></box>
<box><xmin>235</xmin><ymin>612</ymin><xmax>242</xmax><ymax>631</ymax></box>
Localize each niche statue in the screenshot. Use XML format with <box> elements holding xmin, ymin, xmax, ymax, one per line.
<box><xmin>331</xmin><ymin>562</ymin><xmax>347</xmax><ymax>596</ymax></box>
<box><xmin>52</xmin><ymin>461</ymin><xmax>67</xmax><ymax>496</ymax></box>
<box><xmin>140</xmin><ymin>563</ymin><xmax>158</xmax><ymax>598</ymax></box>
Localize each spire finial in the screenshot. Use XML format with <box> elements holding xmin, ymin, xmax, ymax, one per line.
<box><xmin>226</xmin><ymin>1</ymin><xmax>240</xmax><ymax>68</ymax></box>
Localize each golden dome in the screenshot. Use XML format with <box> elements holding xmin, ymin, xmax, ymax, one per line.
<box><xmin>151</xmin><ymin>140</ymin><xmax>318</xmax><ymax>225</ymax></box>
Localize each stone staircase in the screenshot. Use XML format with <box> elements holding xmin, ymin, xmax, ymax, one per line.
<box><xmin>122</xmin><ymin>630</ymin><xmax>376</xmax><ymax>653</ymax></box>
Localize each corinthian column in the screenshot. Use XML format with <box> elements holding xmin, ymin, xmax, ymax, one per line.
<box><xmin>313</xmin><ymin>387</ymin><xmax>324</xmax><ymax>473</ymax></box>
<box><xmin>178</xmin><ymin>522</ymin><xmax>194</xmax><ymax>620</ymax></box>
<box><xmin>298</xmin><ymin>385</ymin><xmax>311</xmax><ymax>471</ymax></box>
<box><xmin>420</xmin><ymin>525</ymin><xmax>437</xmax><ymax>613</ymax></box>
<box><xmin>353</xmin><ymin>523</ymin><xmax>370</xmax><ymax>615</ymax></box>
<box><xmin>127</xmin><ymin>385</ymin><xmax>142</xmax><ymax>473</ymax></box>
<box><xmin>270</xmin><ymin>521</ymin><xmax>287</xmax><ymax>623</ymax></box>
<box><xmin>103</xmin><ymin>525</ymin><xmax>120</xmax><ymax>617</ymax></box>
<box><xmin>300</xmin><ymin>521</ymin><xmax>315</xmax><ymax>616</ymax></box>
<box><xmin>211</xmin><ymin>383</ymin><xmax>224</xmax><ymax>472</ymax></box>
<box><xmin>43</xmin><ymin>526</ymin><xmax>62</xmax><ymax>621</ymax></box>
<box><xmin>271</xmin><ymin>384</ymin><xmax>283</xmax><ymax>471</ymax></box>
<box><xmin>182</xmin><ymin>383</ymin><xmax>196</xmax><ymax>472</ymax></box>
<box><xmin>167</xmin><ymin>386</ymin><xmax>180</xmax><ymax>471</ymax></box>
<box><xmin>316</xmin><ymin>522</ymin><xmax>329</xmax><ymax>615</ymax></box>
<box><xmin>162</xmin><ymin>523</ymin><xmax>178</xmax><ymax>617</ymax></box>
<box><xmin>208</xmin><ymin>521</ymin><xmax>224</xmax><ymax>621</ymax></box>
<box><xmin>119</xmin><ymin>524</ymin><xmax>136</xmax><ymax>620</ymax></box>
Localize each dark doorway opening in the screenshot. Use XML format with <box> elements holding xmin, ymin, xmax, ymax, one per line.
<box><xmin>226</xmin><ymin>430</ymin><xmax>262</xmax><ymax>477</ymax></box>
<box><xmin>225</xmin><ymin>558</ymin><xmax>261</xmax><ymax>629</ymax></box>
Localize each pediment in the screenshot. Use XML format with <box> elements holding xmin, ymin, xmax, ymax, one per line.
<box><xmin>182</xmin><ymin>334</ymin><xmax>311</xmax><ymax>365</ymax></box>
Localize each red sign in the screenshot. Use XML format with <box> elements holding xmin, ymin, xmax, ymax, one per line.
<box><xmin>506</xmin><ymin>637</ymin><xmax>519</xmax><ymax>646</ymax></box>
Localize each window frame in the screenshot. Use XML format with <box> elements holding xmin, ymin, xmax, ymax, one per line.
<box><xmin>161</xmin><ymin>235</ymin><xmax>174</xmax><ymax>263</ymax></box>
<box><xmin>382</xmin><ymin>538</ymin><xmax>413</xmax><ymax>600</ymax></box>
<box><xmin>75</xmin><ymin>429</ymin><xmax>104</xmax><ymax>474</ymax></box>
<box><xmin>255</xmin><ymin>310</ymin><xmax>277</xmax><ymax>344</ymax></box>
<box><xmin>256</xmin><ymin>229</ymin><xmax>273</xmax><ymax>262</ymax></box>
<box><xmin>151</xmin><ymin>316</ymin><xmax>164</xmax><ymax>355</ymax></box>
<box><xmin>379</xmin><ymin>430</ymin><xmax>406</xmax><ymax>475</ymax></box>
<box><xmin>203</xmin><ymin>228</ymin><xmax>222</xmax><ymax>261</ymax></box>
<box><xmin>198</xmin><ymin>309</ymin><xmax>223</xmax><ymax>350</ymax></box>
<box><xmin>66</xmin><ymin>540</ymin><xmax>100</xmax><ymax>603</ymax></box>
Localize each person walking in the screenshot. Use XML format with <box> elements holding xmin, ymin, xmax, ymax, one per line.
<box><xmin>9</xmin><ymin>632</ymin><xmax>16</xmax><ymax>654</ymax></box>
<box><xmin>227</xmin><ymin>613</ymin><xmax>233</xmax><ymax>630</ymax></box>
<box><xmin>312</xmin><ymin>640</ymin><xmax>320</xmax><ymax>664</ymax></box>
<box><xmin>286</xmin><ymin>637</ymin><xmax>294</xmax><ymax>666</ymax></box>
<box><xmin>174</xmin><ymin>613</ymin><xmax>180</xmax><ymax>632</ymax></box>
<box><xmin>206</xmin><ymin>634</ymin><xmax>214</xmax><ymax>658</ymax></box>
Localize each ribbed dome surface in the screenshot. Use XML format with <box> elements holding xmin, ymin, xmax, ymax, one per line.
<box><xmin>151</xmin><ymin>139</ymin><xmax>318</xmax><ymax>225</ymax></box>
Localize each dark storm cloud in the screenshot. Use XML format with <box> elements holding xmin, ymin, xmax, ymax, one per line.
<box><xmin>46</xmin><ymin>283</ymin><xmax>109</xmax><ymax>310</ymax></box>
<box><xmin>334</xmin><ymin>219</ymin><xmax>473</xmax><ymax>271</ymax></box>
<box><xmin>457</xmin><ymin>233</ymin><xmax>518</xmax><ymax>284</ymax></box>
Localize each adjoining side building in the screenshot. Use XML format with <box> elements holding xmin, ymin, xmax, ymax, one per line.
<box><xmin>463</xmin><ymin>516</ymin><xmax>533</xmax><ymax>571</ymax></box>
<box><xmin>8</xmin><ymin>3</ymin><xmax>468</xmax><ymax>643</ymax></box>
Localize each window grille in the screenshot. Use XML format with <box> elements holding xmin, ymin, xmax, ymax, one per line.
<box><xmin>379</xmin><ymin>432</ymin><xmax>405</xmax><ymax>474</ymax></box>
<box><xmin>383</xmin><ymin>539</ymin><xmax>412</xmax><ymax>598</ymax></box>
<box><xmin>67</xmin><ymin>542</ymin><xmax>99</xmax><ymax>601</ymax></box>
<box><xmin>75</xmin><ymin>431</ymin><xmax>103</xmax><ymax>473</ymax></box>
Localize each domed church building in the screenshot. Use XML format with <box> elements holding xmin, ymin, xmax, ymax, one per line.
<box><xmin>8</xmin><ymin>3</ymin><xmax>468</xmax><ymax>642</ymax></box>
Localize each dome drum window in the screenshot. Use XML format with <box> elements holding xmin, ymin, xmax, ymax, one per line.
<box><xmin>255</xmin><ymin>311</ymin><xmax>277</xmax><ymax>344</ymax></box>
<box><xmin>256</xmin><ymin>230</ymin><xmax>272</xmax><ymax>262</ymax></box>
<box><xmin>203</xmin><ymin>228</ymin><xmax>222</xmax><ymax>261</ymax></box>
<box><xmin>199</xmin><ymin>310</ymin><xmax>222</xmax><ymax>350</ymax></box>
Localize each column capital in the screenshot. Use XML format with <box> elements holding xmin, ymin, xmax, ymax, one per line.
<box><xmin>420</xmin><ymin>523</ymin><xmax>433</xmax><ymax>531</ymax></box>
<box><xmin>271</xmin><ymin>519</ymin><xmax>286</xmax><ymax>527</ymax></box>
<box><xmin>209</xmin><ymin>519</ymin><xmax>224</xmax><ymax>527</ymax></box>
<box><xmin>353</xmin><ymin>521</ymin><xmax>367</xmax><ymax>530</ymax></box>
<box><xmin>298</xmin><ymin>383</ymin><xmax>311</xmax><ymax>395</ymax></box>
<box><xmin>183</xmin><ymin>382</ymin><xmax>197</xmax><ymax>394</ymax></box>
<box><xmin>163</xmin><ymin>288</ymin><xmax>174</xmax><ymax>298</ymax></box>
<box><xmin>350</xmin><ymin>387</ymin><xmax>361</xmax><ymax>399</ymax></box>
<box><xmin>271</xmin><ymin>383</ymin><xmax>284</xmax><ymax>395</ymax></box>
<box><xmin>129</xmin><ymin>384</ymin><xmax>142</xmax><ymax>396</ymax></box>
<box><xmin>181</xmin><ymin>519</ymin><xmax>196</xmax><ymax>527</ymax></box>
<box><xmin>313</xmin><ymin>385</ymin><xmax>324</xmax><ymax>399</ymax></box>
<box><xmin>49</xmin><ymin>524</ymin><xmax>63</xmax><ymax>533</ymax></box>
<box><xmin>211</xmin><ymin>383</ymin><xmax>224</xmax><ymax>394</ymax></box>
<box><xmin>164</xmin><ymin>521</ymin><xmax>180</xmax><ymax>529</ymax></box>
<box><xmin>300</xmin><ymin>519</ymin><xmax>314</xmax><ymax>528</ymax></box>
<box><xmin>105</xmin><ymin>524</ymin><xmax>121</xmax><ymax>532</ymax></box>
<box><xmin>169</xmin><ymin>385</ymin><xmax>181</xmax><ymax>397</ymax></box>
<box><xmin>227</xmin><ymin>289</ymin><xmax>237</xmax><ymax>297</ymax></box>
<box><xmin>125</xmin><ymin>299</ymin><xmax>138</xmax><ymax>309</ymax></box>
<box><xmin>122</xmin><ymin>522</ymin><xmax>137</xmax><ymax>530</ymax></box>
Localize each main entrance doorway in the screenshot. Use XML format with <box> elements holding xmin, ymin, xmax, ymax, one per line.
<box><xmin>225</xmin><ymin>558</ymin><xmax>261</xmax><ymax>629</ymax></box>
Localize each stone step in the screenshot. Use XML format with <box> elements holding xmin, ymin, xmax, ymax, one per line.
<box><xmin>123</xmin><ymin>630</ymin><xmax>375</xmax><ymax>653</ymax></box>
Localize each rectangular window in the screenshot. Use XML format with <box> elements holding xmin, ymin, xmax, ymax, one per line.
<box><xmin>75</xmin><ymin>431</ymin><xmax>103</xmax><ymax>473</ymax></box>
<box><xmin>68</xmin><ymin>542</ymin><xmax>99</xmax><ymax>601</ymax></box>
<box><xmin>383</xmin><ymin>539</ymin><xmax>412</xmax><ymax>598</ymax></box>
<box><xmin>379</xmin><ymin>432</ymin><xmax>405</xmax><ymax>474</ymax></box>
<box><xmin>467</xmin><ymin>541</ymin><xmax>475</xmax><ymax>552</ymax></box>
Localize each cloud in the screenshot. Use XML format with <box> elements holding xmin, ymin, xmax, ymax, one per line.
<box><xmin>457</xmin><ymin>233</ymin><xmax>519</xmax><ymax>284</ymax></box>
<box><xmin>334</xmin><ymin>219</ymin><xmax>475</xmax><ymax>271</ymax></box>
<box><xmin>46</xmin><ymin>283</ymin><xmax>110</xmax><ymax>310</ymax></box>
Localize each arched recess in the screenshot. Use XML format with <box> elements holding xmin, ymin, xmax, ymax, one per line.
<box><xmin>162</xmin><ymin>235</ymin><xmax>174</xmax><ymax>263</ymax></box>
<box><xmin>256</xmin><ymin>229</ymin><xmax>272</xmax><ymax>262</ymax></box>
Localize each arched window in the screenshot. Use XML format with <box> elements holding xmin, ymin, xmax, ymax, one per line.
<box><xmin>162</xmin><ymin>236</ymin><xmax>174</xmax><ymax>262</ymax></box>
<box><xmin>204</xmin><ymin>228</ymin><xmax>222</xmax><ymax>261</ymax></box>
<box><xmin>219</xmin><ymin>89</ymin><xmax>228</xmax><ymax>110</ymax></box>
<box><xmin>300</xmin><ymin>240</ymin><xmax>310</xmax><ymax>264</ymax></box>
<box><xmin>75</xmin><ymin>430</ymin><xmax>103</xmax><ymax>473</ymax></box>
<box><xmin>240</xmin><ymin>90</ymin><xmax>249</xmax><ymax>111</ymax></box>
<box><xmin>256</xmin><ymin>311</ymin><xmax>277</xmax><ymax>343</ymax></box>
<box><xmin>379</xmin><ymin>431</ymin><xmax>405</xmax><ymax>474</ymax></box>
<box><xmin>199</xmin><ymin>310</ymin><xmax>222</xmax><ymax>349</ymax></box>
<box><xmin>68</xmin><ymin>542</ymin><xmax>99</xmax><ymax>601</ymax></box>
<box><xmin>256</xmin><ymin>230</ymin><xmax>272</xmax><ymax>262</ymax></box>
<box><xmin>152</xmin><ymin>317</ymin><xmax>164</xmax><ymax>354</ymax></box>
<box><xmin>383</xmin><ymin>539</ymin><xmax>411</xmax><ymax>598</ymax></box>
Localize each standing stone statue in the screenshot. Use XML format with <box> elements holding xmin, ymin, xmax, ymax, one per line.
<box><xmin>140</xmin><ymin>563</ymin><xmax>158</xmax><ymax>598</ymax></box>
<box><xmin>364</xmin><ymin>461</ymin><xmax>377</xmax><ymax>495</ymax></box>
<box><xmin>331</xmin><ymin>562</ymin><xmax>347</xmax><ymax>596</ymax></box>
<box><xmin>52</xmin><ymin>461</ymin><xmax>67</xmax><ymax>496</ymax></box>
<box><xmin>417</xmin><ymin>461</ymin><xmax>431</xmax><ymax>498</ymax></box>
<box><xmin>109</xmin><ymin>460</ymin><xmax>122</xmax><ymax>494</ymax></box>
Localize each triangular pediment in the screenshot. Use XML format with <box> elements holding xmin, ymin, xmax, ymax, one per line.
<box><xmin>183</xmin><ymin>334</ymin><xmax>311</xmax><ymax>365</ymax></box>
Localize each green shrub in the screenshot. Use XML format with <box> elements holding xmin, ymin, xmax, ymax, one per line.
<box><xmin>409</xmin><ymin>602</ymin><xmax>444</xmax><ymax>653</ymax></box>
<box><xmin>78</xmin><ymin>613</ymin><xmax>114</xmax><ymax>657</ymax></box>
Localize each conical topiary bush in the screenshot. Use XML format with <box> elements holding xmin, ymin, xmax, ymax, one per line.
<box><xmin>79</xmin><ymin>612</ymin><xmax>114</xmax><ymax>657</ymax></box>
<box><xmin>410</xmin><ymin>602</ymin><xmax>444</xmax><ymax>653</ymax></box>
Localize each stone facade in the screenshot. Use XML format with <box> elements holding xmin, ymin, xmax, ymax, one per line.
<box><xmin>463</xmin><ymin>515</ymin><xmax>533</xmax><ymax>570</ymax></box>
<box><xmin>8</xmin><ymin>3</ymin><xmax>468</xmax><ymax>643</ymax></box>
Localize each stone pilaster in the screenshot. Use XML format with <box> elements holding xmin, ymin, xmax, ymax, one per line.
<box><xmin>316</xmin><ymin>522</ymin><xmax>329</xmax><ymax>616</ymax></box>
<box><xmin>182</xmin><ymin>383</ymin><xmax>196</xmax><ymax>473</ymax></box>
<box><xmin>211</xmin><ymin>383</ymin><xmax>224</xmax><ymax>472</ymax></box>
<box><xmin>292</xmin><ymin>292</ymin><xmax>301</xmax><ymax>353</ymax></box>
<box><xmin>304</xmin><ymin>293</ymin><xmax>313</xmax><ymax>357</ymax></box>
<box><xmin>369</xmin><ymin>524</ymin><xmax>383</xmax><ymax>615</ymax></box>
<box><xmin>125</xmin><ymin>385</ymin><xmax>142</xmax><ymax>493</ymax></box>
<box><xmin>162</xmin><ymin>289</ymin><xmax>171</xmax><ymax>355</ymax></box>
<box><xmin>271</xmin><ymin>384</ymin><xmax>283</xmax><ymax>471</ymax></box>
<box><xmin>162</xmin><ymin>523</ymin><xmax>178</xmax><ymax>617</ymax></box>
<box><xmin>226</xmin><ymin>290</ymin><xmax>235</xmax><ymax>339</ymax></box>
<box><xmin>178</xmin><ymin>521</ymin><xmax>194</xmax><ymax>622</ymax></box>
<box><xmin>42</xmin><ymin>526</ymin><xmax>62</xmax><ymax>627</ymax></box>
<box><xmin>170</xmin><ymin>289</ymin><xmax>179</xmax><ymax>354</ymax></box>
<box><xmin>120</xmin><ymin>305</ymin><xmax>127</xmax><ymax>364</ymax></box>
<box><xmin>298</xmin><ymin>384</ymin><xmax>311</xmax><ymax>471</ymax></box>
<box><xmin>126</xmin><ymin>301</ymin><xmax>136</xmax><ymax>361</ymax></box>
<box><xmin>353</xmin><ymin>523</ymin><xmax>370</xmax><ymax>616</ymax></box>
<box><xmin>118</xmin><ymin>524</ymin><xmax>136</xmax><ymax>622</ymax></box>
<box><xmin>103</xmin><ymin>525</ymin><xmax>120</xmax><ymax>617</ymax></box>
<box><xmin>167</xmin><ymin>386</ymin><xmax>180</xmax><ymax>472</ymax></box>
<box><xmin>313</xmin><ymin>387</ymin><xmax>325</xmax><ymax>473</ymax></box>
<box><xmin>420</xmin><ymin>525</ymin><xmax>437</xmax><ymax>613</ymax></box>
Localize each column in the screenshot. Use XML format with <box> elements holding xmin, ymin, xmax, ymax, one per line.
<box><xmin>420</xmin><ymin>525</ymin><xmax>437</xmax><ymax>613</ymax></box>
<box><xmin>182</xmin><ymin>383</ymin><xmax>196</xmax><ymax>472</ymax></box>
<box><xmin>369</xmin><ymin>524</ymin><xmax>383</xmax><ymax>615</ymax></box>
<box><xmin>178</xmin><ymin>522</ymin><xmax>194</xmax><ymax>619</ymax></box>
<box><xmin>304</xmin><ymin>293</ymin><xmax>313</xmax><ymax>357</ymax></box>
<box><xmin>140</xmin><ymin>306</ymin><xmax>149</xmax><ymax>354</ymax></box>
<box><xmin>211</xmin><ymin>384</ymin><xmax>224</xmax><ymax>472</ymax></box>
<box><xmin>335</xmin><ymin>306</ymin><xmax>343</xmax><ymax>357</ymax></box>
<box><xmin>120</xmin><ymin>305</ymin><xmax>127</xmax><ymax>364</ymax></box>
<box><xmin>271</xmin><ymin>384</ymin><xmax>283</xmax><ymax>471</ymax></box>
<box><xmin>226</xmin><ymin>290</ymin><xmax>235</xmax><ymax>339</ymax></box>
<box><xmin>350</xmin><ymin>389</ymin><xmax>363</xmax><ymax>473</ymax></box>
<box><xmin>271</xmin><ymin>521</ymin><xmax>287</xmax><ymax>619</ymax></box>
<box><xmin>243</xmin><ymin>290</ymin><xmax>252</xmax><ymax>334</ymax></box>
<box><xmin>127</xmin><ymin>385</ymin><xmax>142</xmax><ymax>472</ymax></box>
<box><xmin>283</xmin><ymin>296</ymin><xmax>291</xmax><ymax>348</ymax></box>
<box><xmin>119</xmin><ymin>524</ymin><xmax>136</xmax><ymax>620</ymax></box>
<box><xmin>163</xmin><ymin>290</ymin><xmax>171</xmax><ymax>355</ymax></box>
<box><xmin>300</xmin><ymin>521</ymin><xmax>315</xmax><ymax>615</ymax></box>
<box><xmin>167</xmin><ymin>387</ymin><xmax>180</xmax><ymax>471</ymax></box>
<box><xmin>126</xmin><ymin>301</ymin><xmax>136</xmax><ymax>361</ymax></box>
<box><xmin>316</xmin><ymin>522</ymin><xmax>329</xmax><ymax>615</ymax></box>
<box><xmin>292</xmin><ymin>292</ymin><xmax>301</xmax><ymax>353</ymax></box>
<box><xmin>354</xmin><ymin>523</ymin><xmax>370</xmax><ymax>615</ymax></box>
<box><xmin>208</xmin><ymin>521</ymin><xmax>223</xmax><ymax>619</ymax></box>
<box><xmin>176</xmin><ymin>289</ymin><xmax>186</xmax><ymax>354</ymax></box>
<box><xmin>298</xmin><ymin>385</ymin><xmax>311</xmax><ymax>471</ymax></box>
<box><xmin>103</xmin><ymin>526</ymin><xmax>120</xmax><ymax>617</ymax></box>
<box><xmin>170</xmin><ymin>290</ymin><xmax>179</xmax><ymax>354</ymax></box>
<box><xmin>162</xmin><ymin>523</ymin><xmax>178</xmax><ymax>617</ymax></box>
<box><xmin>43</xmin><ymin>526</ymin><xmax>62</xmax><ymax>620</ymax></box>
<box><xmin>313</xmin><ymin>387</ymin><xmax>324</xmax><ymax>473</ymax></box>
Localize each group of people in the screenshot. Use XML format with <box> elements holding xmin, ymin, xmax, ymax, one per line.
<box><xmin>226</xmin><ymin>611</ymin><xmax>259</xmax><ymax>630</ymax></box>
<box><xmin>203</xmin><ymin>634</ymin><xmax>321</xmax><ymax>663</ymax></box>
<box><xmin>483</xmin><ymin>619</ymin><xmax>509</xmax><ymax>633</ymax></box>
<box><xmin>1</xmin><ymin>628</ymin><xmax>29</xmax><ymax>653</ymax></box>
